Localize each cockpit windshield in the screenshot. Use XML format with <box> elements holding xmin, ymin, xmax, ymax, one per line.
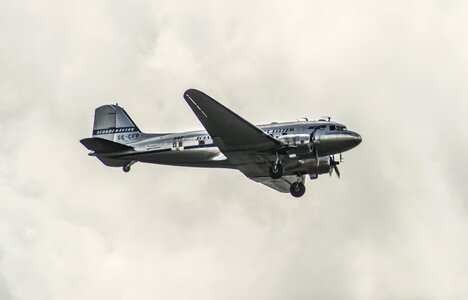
<box><xmin>330</xmin><ymin>125</ymin><xmax>347</xmax><ymax>131</ymax></box>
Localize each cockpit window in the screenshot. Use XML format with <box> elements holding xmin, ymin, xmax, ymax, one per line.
<box><xmin>330</xmin><ymin>125</ymin><xmax>336</xmax><ymax>131</ymax></box>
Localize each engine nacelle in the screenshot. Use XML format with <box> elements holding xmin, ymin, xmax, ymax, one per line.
<box><xmin>276</xmin><ymin>134</ymin><xmax>310</xmax><ymax>146</ymax></box>
<box><xmin>300</xmin><ymin>156</ymin><xmax>331</xmax><ymax>175</ymax></box>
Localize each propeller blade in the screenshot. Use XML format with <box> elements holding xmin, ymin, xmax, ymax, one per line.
<box><xmin>310</xmin><ymin>130</ymin><xmax>320</xmax><ymax>167</ymax></box>
<box><xmin>334</xmin><ymin>165</ymin><xmax>341</xmax><ymax>178</ymax></box>
<box><xmin>315</xmin><ymin>147</ymin><xmax>319</xmax><ymax>167</ymax></box>
<box><xmin>328</xmin><ymin>155</ymin><xmax>341</xmax><ymax>178</ymax></box>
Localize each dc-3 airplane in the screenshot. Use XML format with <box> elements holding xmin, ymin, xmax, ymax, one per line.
<box><xmin>80</xmin><ymin>89</ymin><xmax>362</xmax><ymax>197</ymax></box>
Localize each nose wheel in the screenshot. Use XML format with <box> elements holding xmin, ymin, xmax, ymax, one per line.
<box><xmin>290</xmin><ymin>182</ymin><xmax>306</xmax><ymax>197</ymax></box>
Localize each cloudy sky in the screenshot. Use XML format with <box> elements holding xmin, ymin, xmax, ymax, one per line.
<box><xmin>1</xmin><ymin>0</ymin><xmax>468</xmax><ymax>299</ymax></box>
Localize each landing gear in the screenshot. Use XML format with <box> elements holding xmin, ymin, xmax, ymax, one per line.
<box><xmin>269</xmin><ymin>163</ymin><xmax>284</xmax><ymax>179</ymax></box>
<box><xmin>122</xmin><ymin>160</ymin><xmax>136</xmax><ymax>173</ymax></box>
<box><xmin>290</xmin><ymin>182</ymin><xmax>306</xmax><ymax>198</ymax></box>
<box><xmin>269</xmin><ymin>153</ymin><xmax>284</xmax><ymax>179</ymax></box>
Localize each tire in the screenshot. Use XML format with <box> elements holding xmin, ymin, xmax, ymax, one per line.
<box><xmin>290</xmin><ymin>182</ymin><xmax>306</xmax><ymax>198</ymax></box>
<box><xmin>123</xmin><ymin>165</ymin><xmax>131</xmax><ymax>173</ymax></box>
<box><xmin>269</xmin><ymin>163</ymin><xmax>284</xmax><ymax>179</ymax></box>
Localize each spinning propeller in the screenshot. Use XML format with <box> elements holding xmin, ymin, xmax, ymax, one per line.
<box><xmin>329</xmin><ymin>155</ymin><xmax>341</xmax><ymax>178</ymax></box>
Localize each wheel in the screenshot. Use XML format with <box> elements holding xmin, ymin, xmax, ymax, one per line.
<box><xmin>290</xmin><ymin>182</ymin><xmax>306</xmax><ymax>198</ymax></box>
<box><xmin>269</xmin><ymin>163</ymin><xmax>284</xmax><ymax>179</ymax></box>
<box><xmin>123</xmin><ymin>165</ymin><xmax>131</xmax><ymax>173</ymax></box>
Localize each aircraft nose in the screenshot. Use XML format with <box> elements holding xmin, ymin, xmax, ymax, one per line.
<box><xmin>334</xmin><ymin>131</ymin><xmax>362</xmax><ymax>150</ymax></box>
<box><xmin>350</xmin><ymin>131</ymin><xmax>362</xmax><ymax>146</ymax></box>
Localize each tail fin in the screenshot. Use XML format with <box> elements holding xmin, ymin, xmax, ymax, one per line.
<box><xmin>92</xmin><ymin>104</ymin><xmax>142</xmax><ymax>144</ymax></box>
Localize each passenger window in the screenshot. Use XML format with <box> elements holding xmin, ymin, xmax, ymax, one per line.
<box><xmin>178</xmin><ymin>140</ymin><xmax>183</xmax><ymax>147</ymax></box>
<box><xmin>199</xmin><ymin>140</ymin><xmax>205</xmax><ymax>145</ymax></box>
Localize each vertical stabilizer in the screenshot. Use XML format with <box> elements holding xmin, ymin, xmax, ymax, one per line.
<box><xmin>92</xmin><ymin>104</ymin><xmax>142</xmax><ymax>144</ymax></box>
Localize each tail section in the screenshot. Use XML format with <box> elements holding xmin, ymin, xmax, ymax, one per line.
<box><xmin>92</xmin><ymin>104</ymin><xmax>142</xmax><ymax>145</ymax></box>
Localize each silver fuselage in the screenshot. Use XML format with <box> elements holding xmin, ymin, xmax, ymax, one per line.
<box><xmin>117</xmin><ymin>120</ymin><xmax>361</xmax><ymax>170</ymax></box>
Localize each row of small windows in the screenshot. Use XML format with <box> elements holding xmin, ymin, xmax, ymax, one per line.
<box><xmin>264</xmin><ymin>128</ymin><xmax>294</xmax><ymax>134</ymax></box>
<box><xmin>308</xmin><ymin>125</ymin><xmax>347</xmax><ymax>131</ymax></box>
<box><xmin>173</xmin><ymin>139</ymin><xmax>208</xmax><ymax>147</ymax></box>
<box><xmin>196</xmin><ymin>135</ymin><xmax>211</xmax><ymax>141</ymax></box>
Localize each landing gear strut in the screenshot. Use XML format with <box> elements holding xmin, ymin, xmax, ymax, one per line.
<box><xmin>290</xmin><ymin>182</ymin><xmax>306</xmax><ymax>198</ymax></box>
<box><xmin>269</xmin><ymin>153</ymin><xmax>284</xmax><ymax>179</ymax></box>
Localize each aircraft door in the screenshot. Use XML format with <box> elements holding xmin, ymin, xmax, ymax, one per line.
<box><xmin>171</xmin><ymin>138</ymin><xmax>184</xmax><ymax>151</ymax></box>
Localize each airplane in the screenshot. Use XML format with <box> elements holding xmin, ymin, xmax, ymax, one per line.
<box><xmin>80</xmin><ymin>89</ymin><xmax>362</xmax><ymax>197</ymax></box>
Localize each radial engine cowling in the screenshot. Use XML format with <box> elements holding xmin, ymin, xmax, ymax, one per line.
<box><xmin>301</xmin><ymin>156</ymin><xmax>331</xmax><ymax>175</ymax></box>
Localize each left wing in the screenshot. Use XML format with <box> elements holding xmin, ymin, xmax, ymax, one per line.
<box><xmin>183</xmin><ymin>89</ymin><xmax>282</xmax><ymax>152</ymax></box>
<box><xmin>184</xmin><ymin>89</ymin><xmax>298</xmax><ymax>193</ymax></box>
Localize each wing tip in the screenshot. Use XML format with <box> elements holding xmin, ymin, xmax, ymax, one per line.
<box><xmin>183</xmin><ymin>88</ymin><xmax>201</xmax><ymax>98</ymax></box>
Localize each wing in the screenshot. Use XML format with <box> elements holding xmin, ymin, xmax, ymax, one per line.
<box><xmin>184</xmin><ymin>89</ymin><xmax>300</xmax><ymax>193</ymax></box>
<box><xmin>183</xmin><ymin>89</ymin><xmax>282</xmax><ymax>152</ymax></box>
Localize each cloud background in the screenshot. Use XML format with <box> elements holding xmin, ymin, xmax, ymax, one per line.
<box><xmin>1</xmin><ymin>0</ymin><xmax>468</xmax><ymax>299</ymax></box>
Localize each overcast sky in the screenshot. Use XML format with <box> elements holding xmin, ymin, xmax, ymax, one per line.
<box><xmin>1</xmin><ymin>0</ymin><xmax>468</xmax><ymax>299</ymax></box>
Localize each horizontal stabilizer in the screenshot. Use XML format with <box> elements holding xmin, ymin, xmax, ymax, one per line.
<box><xmin>80</xmin><ymin>137</ymin><xmax>134</xmax><ymax>153</ymax></box>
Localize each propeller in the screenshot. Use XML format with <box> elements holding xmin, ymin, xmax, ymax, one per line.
<box><xmin>310</xmin><ymin>129</ymin><xmax>319</xmax><ymax>167</ymax></box>
<box><xmin>329</xmin><ymin>155</ymin><xmax>341</xmax><ymax>178</ymax></box>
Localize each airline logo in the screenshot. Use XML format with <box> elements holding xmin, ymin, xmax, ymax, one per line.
<box><xmin>93</xmin><ymin>127</ymin><xmax>138</xmax><ymax>135</ymax></box>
